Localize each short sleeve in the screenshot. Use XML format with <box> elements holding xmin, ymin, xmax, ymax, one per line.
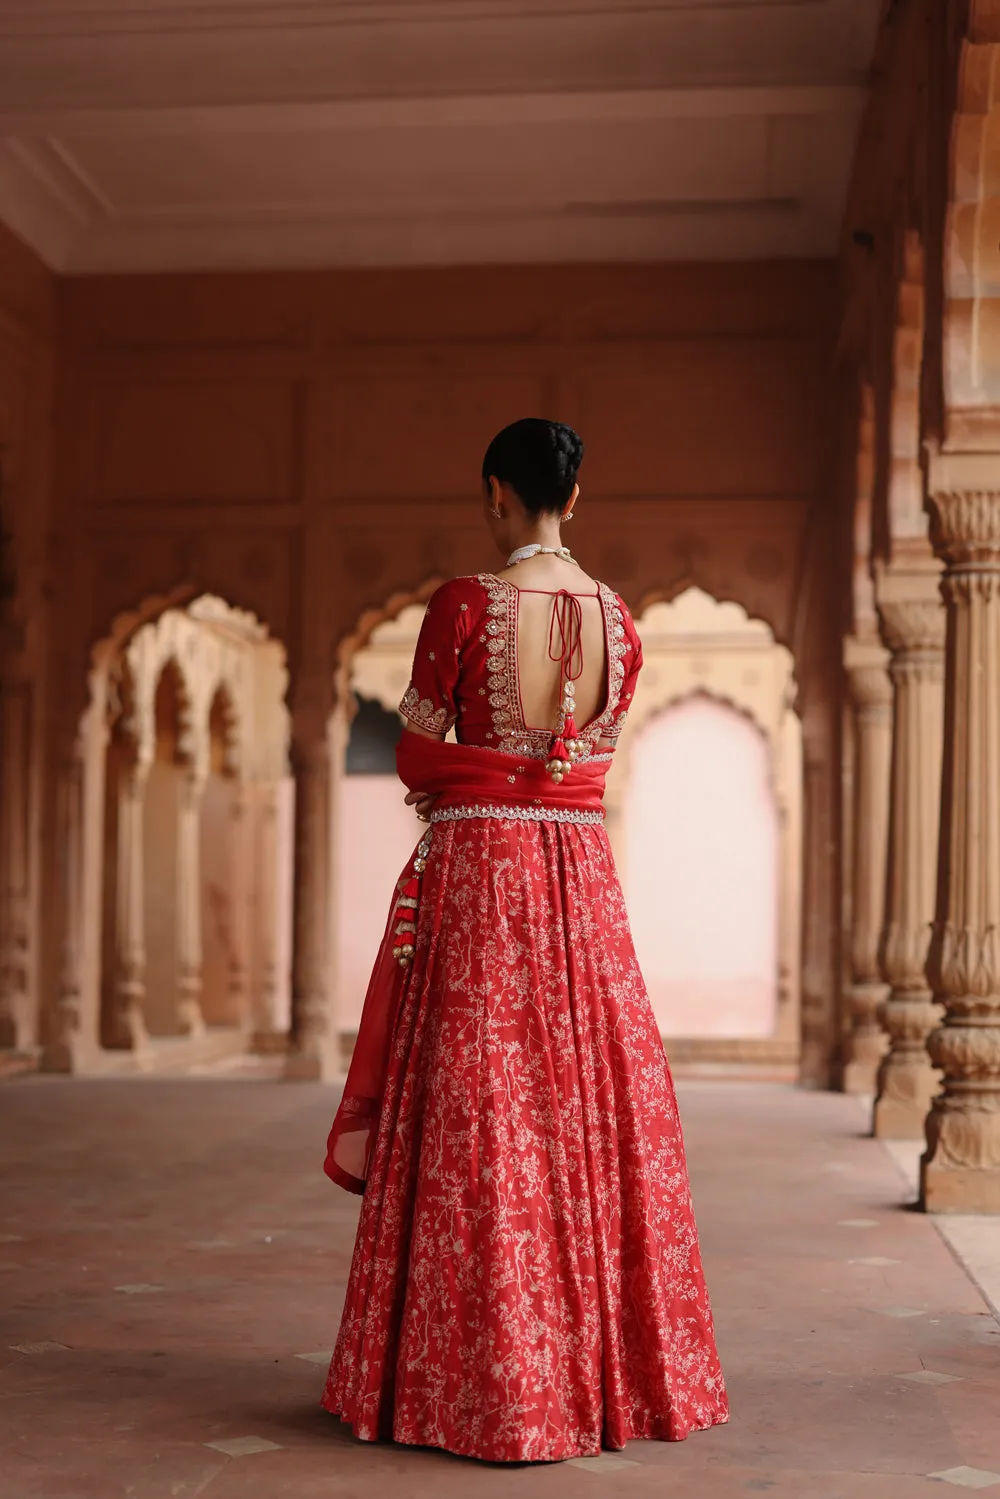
<box><xmin>398</xmin><ymin>579</ymin><xmax>476</xmax><ymax>736</ymax></box>
<box><xmin>601</xmin><ymin>597</ymin><xmax>643</xmax><ymax>746</ymax></box>
<box><xmin>620</xmin><ymin>610</ymin><xmax>643</xmax><ymax>709</ymax></box>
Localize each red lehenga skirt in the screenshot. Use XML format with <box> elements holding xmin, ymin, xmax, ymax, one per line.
<box><xmin>321</xmin><ymin>799</ymin><xmax>729</xmax><ymax>1463</ymax></box>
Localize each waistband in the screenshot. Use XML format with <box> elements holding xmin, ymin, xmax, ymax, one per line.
<box><xmin>429</xmin><ymin>801</ymin><xmax>605</xmax><ymax>826</ymax></box>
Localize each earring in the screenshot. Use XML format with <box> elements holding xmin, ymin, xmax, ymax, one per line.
<box><xmin>562</xmin><ymin>510</ymin><xmax>575</xmax><ymax>522</ymax></box>
<box><xmin>490</xmin><ymin>507</ymin><xmax>502</xmax><ymax>520</ymax></box>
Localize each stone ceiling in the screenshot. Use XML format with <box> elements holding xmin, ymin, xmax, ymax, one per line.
<box><xmin>0</xmin><ymin>0</ymin><xmax>881</xmax><ymax>273</ymax></box>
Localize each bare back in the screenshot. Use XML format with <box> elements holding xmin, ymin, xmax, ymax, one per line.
<box><xmin>495</xmin><ymin>553</ymin><xmax>608</xmax><ymax>734</ymax></box>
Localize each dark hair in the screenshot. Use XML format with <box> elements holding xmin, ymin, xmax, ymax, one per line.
<box><xmin>481</xmin><ymin>418</ymin><xmax>584</xmax><ymax>516</ymax></box>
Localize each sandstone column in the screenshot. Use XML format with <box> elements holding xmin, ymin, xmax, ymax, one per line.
<box><xmin>922</xmin><ymin>479</ymin><xmax>1000</xmax><ymax>1212</ymax></box>
<box><xmin>872</xmin><ymin>594</ymin><xmax>944</xmax><ymax>1137</ymax></box>
<box><xmin>842</xmin><ymin>638</ymin><xmax>893</xmax><ymax>1093</ymax></box>
<box><xmin>46</xmin><ymin>746</ymin><xmax>86</xmax><ymax>1069</ymax></box>
<box><xmin>250</xmin><ymin>782</ymin><xmax>282</xmax><ymax>1047</ymax></box>
<box><xmin>110</xmin><ymin>755</ymin><xmax>151</xmax><ymax>1051</ymax></box>
<box><xmin>0</xmin><ymin>682</ymin><xmax>34</xmax><ymax>1051</ymax></box>
<box><xmin>176</xmin><ymin>768</ymin><xmax>207</xmax><ymax>1037</ymax></box>
<box><xmin>226</xmin><ymin>780</ymin><xmax>251</xmax><ymax>1029</ymax></box>
<box><xmin>773</xmin><ymin>702</ymin><xmax>802</xmax><ymax>1052</ymax></box>
<box><xmin>325</xmin><ymin>701</ymin><xmax>350</xmax><ymax>1074</ymax></box>
<box><xmin>799</xmin><ymin>707</ymin><xmax>837</xmax><ymax>1087</ymax></box>
<box><xmin>285</xmin><ymin>711</ymin><xmax>336</xmax><ymax>1081</ymax></box>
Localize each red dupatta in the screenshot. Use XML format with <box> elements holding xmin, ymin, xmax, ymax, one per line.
<box><xmin>323</xmin><ymin>733</ymin><xmax>608</xmax><ymax>1193</ymax></box>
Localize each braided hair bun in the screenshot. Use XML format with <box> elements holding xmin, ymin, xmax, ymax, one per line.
<box><xmin>482</xmin><ymin>418</ymin><xmax>584</xmax><ymax>516</ymax></box>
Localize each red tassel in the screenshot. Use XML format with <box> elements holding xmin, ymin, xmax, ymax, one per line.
<box><xmin>564</xmin><ymin>714</ymin><xmax>578</xmax><ymax>740</ymax></box>
<box><xmin>401</xmin><ymin>877</ymin><xmax>420</xmax><ymax>900</ymax></box>
<box><xmin>550</xmin><ymin>737</ymin><xmax>568</xmax><ymax>762</ymax></box>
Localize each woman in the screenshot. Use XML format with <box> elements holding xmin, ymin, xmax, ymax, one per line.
<box><xmin>322</xmin><ymin>419</ymin><xmax>728</xmax><ymax>1463</ymax></box>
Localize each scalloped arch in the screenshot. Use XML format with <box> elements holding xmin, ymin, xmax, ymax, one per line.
<box><xmin>85</xmin><ymin>590</ymin><xmax>283</xmax><ymax>779</ymax></box>
<box><xmin>148</xmin><ymin>655</ymin><xmax>197</xmax><ymax>766</ymax></box>
<box><xmin>89</xmin><ymin>585</ymin><xmax>199</xmax><ymax>680</ymax></box>
<box><xmin>633</xmin><ymin>682</ymin><xmax>774</xmax><ymax>748</ymax></box>
<box><xmin>632</xmin><ymin>578</ymin><xmax>791</xmax><ymax>653</ymax></box>
<box><xmin>207</xmin><ymin>679</ymin><xmax>242</xmax><ymax>778</ymax></box>
<box><xmin>333</xmin><ymin>576</ymin><xmax>444</xmax><ymax>706</ymax></box>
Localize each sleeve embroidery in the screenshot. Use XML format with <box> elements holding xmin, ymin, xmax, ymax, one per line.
<box><xmin>602</xmin><ymin>597</ymin><xmax>643</xmax><ymax>744</ymax></box>
<box><xmin>398</xmin><ymin>580</ymin><xmax>476</xmax><ymax>735</ymax></box>
<box><xmin>399</xmin><ymin>687</ymin><xmax>453</xmax><ymax>735</ymax></box>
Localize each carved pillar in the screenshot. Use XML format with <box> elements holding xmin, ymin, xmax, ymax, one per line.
<box><xmin>774</xmin><ymin>706</ymin><xmax>802</xmax><ymax>1051</ymax></box>
<box><xmin>45</xmin><ymin>746</ymin><xmax>86</xmax><ymax>1069</ymax></box>
<box><xmin>922</xmin><ymin>483</ymin><xmax>1000</xmax><ymax>1212</ymax></box>
<box><xmin>327</xmin><ymin>700</ymin><xmax>350</xmax><ymax>1073</ymax></box>
<box><xmin>842</xmin><ymin>639</ymin><xmax>893</xmax><ymax>1093</ymax></box>
<box><xmin>285</xmin><ymin>714</ymin><xmax>336</xmax><ymax>1081</ymax></box>
<box><xmin>873</xmin><ymin>596</ymin><xmax>945</xmax><ymax>1137</ymax></box>
<box><xmin>799</xmin><ymin>708</ymin><xmax>838</xmax><ymax>1087</ymax></box>
<box><xmin>251</xmin><ymin>782</ymin><xmax>282</xmax><ymax>1047</ymax></box>
<box><xmin>176</xmin><ymin>768</ymin><xmax>207</xmax><ymax>1037</ymax></box>
<box><xmin>0</xmin><ymin>682</ymin><xmax>34</xmax><ymax>1051</ymax></box>
<box><xmin>109</xmin><ymin>755</ymin><xmax>151</xmax><ymax>1051</ymax></box>
<box><xmin>226</xmin><ymin>780</ymin><xmax>251</xmax><ymax>1029</ymax></box>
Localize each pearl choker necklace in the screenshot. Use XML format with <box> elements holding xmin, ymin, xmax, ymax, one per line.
<box><xmin>506</xmin><ymin>544</ymin><xmax>578</xmax><ymax>567</ymax></box>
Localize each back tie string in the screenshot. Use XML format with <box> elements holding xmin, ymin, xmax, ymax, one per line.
<box><xmin>548</xmin><ymin>589</ymin><xmax>584</xmax><ymax>682</ymax></box>
<box><xmin>546</xmin><ymin>590</ymin><xmax>585</xmax><ymax>785</ymax></box>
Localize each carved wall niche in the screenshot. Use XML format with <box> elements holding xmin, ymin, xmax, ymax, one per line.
<box><xmin>615</xmin><ymin>588</ymin><xmax>802</xmax><ymax>1073</ymax></box>
<box><xmin>67</xmin><ymin>593</ymin><xmax>293</xmax><ymax>1070</ymax></box>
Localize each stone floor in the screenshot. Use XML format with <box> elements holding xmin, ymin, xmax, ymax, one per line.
<box><xmin>2</xmin><ymin>1076</ymin><xmax>999</xmax><ymax>1499</ymax></box>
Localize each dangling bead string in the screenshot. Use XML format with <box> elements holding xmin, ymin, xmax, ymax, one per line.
<box><xmin>545</xmin><ymin>590</ymin><xmax>585</xmax><ymax>784</ymax></box>
<box><xmin>391</xmin><ymin>828</ymin><xmax>432</xmax><ymax>968</ymax></box>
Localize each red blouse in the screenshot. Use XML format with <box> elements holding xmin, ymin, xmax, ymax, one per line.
<box><xmin>398</xmin><ymin>573</ymin><xmax>643</xmax><ymax>759</ymax></box>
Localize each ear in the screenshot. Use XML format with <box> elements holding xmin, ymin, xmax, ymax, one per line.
<box><xmin>561</xmin><ymin>482</ymin><xmax>580</xmax><ymax>521</ymax></box>
<box><xmin>488</xmin><ymin>475</ymin><xmax>504</xmax><ymax>515</ymax></box>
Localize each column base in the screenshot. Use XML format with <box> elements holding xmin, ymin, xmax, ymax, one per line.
<box><xmin>177</xmin><ymin>999</ymin><xmax>206</xmax><ymax>1039</ymax></box>
<box><xmin>921</xmin><ymin>1160</ymin><xmax>1000</xmax><ymax>1214</ymax></box>
<box><xmin>40</xmin><ymin>1038</ymin><xmax>100</xmax><ymax>1074</ymax></box>
<box><xmin>1</xmin><ymin>1046</ymin><xmax>40</xmax><ymax>1078</ymax></box>
<box><xmin>842</xmin><ymin>984</ymin><xmax>889</xmax><ymax>1095</ymax></box>
<box><xmin>872</xmin><ymin>1089</ymin><xmax>936</xmax><ymax>1140</ymax></box>
<box><xmin>842</xmin><ymin>1050</ymin><xmax>885</xmax><ymax>1096</ymax></box>
<box><xmin>872</xmin><ymin>1043</ymin><xmax>940</xmax><ymax>1138</ymax></box>
<box><xmin>251</xmin><ymin>1027</ymin><xmax>290</xmax><ymax>1056</ymax></box>
<box><xmin>799</xmin><ymin>1038</ymin><xmax>833</xmax><ymax>1089</ymax></box>
<box><xmin>283</xmin><ymin>1036</ymin><xmax>341</xmax><ymax>1083</ymax></box>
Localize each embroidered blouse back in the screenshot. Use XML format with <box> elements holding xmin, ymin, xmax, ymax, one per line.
<box><xmin>399</xmin><ymin>573</ymin><xmax>643</xmax><ymax>759</ymax></box>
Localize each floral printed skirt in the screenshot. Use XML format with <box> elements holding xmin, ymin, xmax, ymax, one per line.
<box><xmin>322</xmin><ymin>814</ymin><xmax>729</xmax><ymax>1463</ymax></box>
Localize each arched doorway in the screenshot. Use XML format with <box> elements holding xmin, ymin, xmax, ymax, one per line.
<box><xmin>616</xmin><ymin>587</ymin><xmax>802</xmax><ymax>1077</ymax></box>
<box><xmin>84</xmin><ymin>595</ymin><xmax>294</xmax><ymax>1072</ymax></box>
<box><xmin>626</xmin><ymin>696</ymin><xmax>778</xmax><ymax>1037</ymax></box>
<box><xmin>329</xmin><ymin>584</ymin><xmax>803</xmax><ymax>1078</ymax></box>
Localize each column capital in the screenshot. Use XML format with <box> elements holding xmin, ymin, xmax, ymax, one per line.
<box><xmin>878</xmin><ymin>599</ymin><xmax>946</xmax><ymax>656</ymax></box>
<box><xmin>843</xmin><ymin>637</ymin><xmax>892</xmax><ymax>718</ymax></box>
<box><xmin>843</xmin><ymin>632</ymin><xmax>890</xmax><ymax>673</ymax></box>
<box><xmin>874</xmin><ymin>551</ymin><xmax>946</xmax><ymax>656</ymax></box>
<box><xmin>928</xmin><ymin>489</ymin><xmax>1000</xmax><ymax>565</ymax></box>
<box><xmin>925</xmin><ymin>448</ymin><xmax>1000</xmax><ymax>561</ymax></box>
